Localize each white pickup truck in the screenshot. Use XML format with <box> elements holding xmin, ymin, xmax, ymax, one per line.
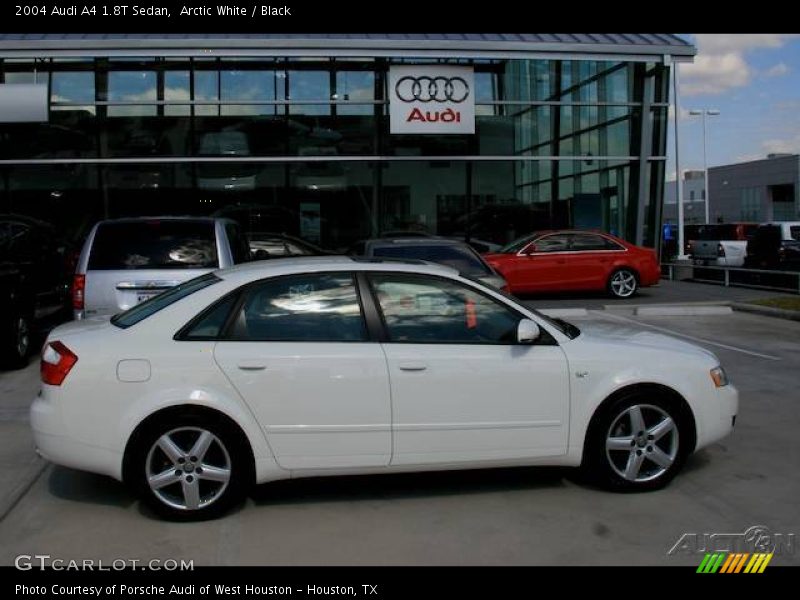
<box><xmin>688</xmin><ymin>223</ymin><xmax>758</xmax><ymax>267</ymax></box>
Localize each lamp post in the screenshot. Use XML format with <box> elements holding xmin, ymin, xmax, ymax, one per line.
<box><xmin>688</xmin><ymin>109</ymin><xmax>720</xmax><ymax>224</ymax></box>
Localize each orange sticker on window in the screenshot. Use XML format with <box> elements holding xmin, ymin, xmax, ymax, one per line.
<box><xmin>465</xmin><ymin>298</ymin><xmax>477</xmax><ymax>329</ymax></box>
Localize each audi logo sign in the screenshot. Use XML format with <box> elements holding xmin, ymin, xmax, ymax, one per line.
<box><xmin>389</xmin><ymin>66</ymin><xmax>475</xmax><ymax>135</ymax></box>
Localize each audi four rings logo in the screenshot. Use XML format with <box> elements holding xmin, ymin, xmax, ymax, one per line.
<box><xmin>395</xmin><ymin>76</ymin><xmax>470</xmax><ymax>103</ymax></box>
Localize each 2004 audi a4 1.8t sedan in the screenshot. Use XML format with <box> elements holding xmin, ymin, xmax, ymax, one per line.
<box><xmin>31</xmin><ymin>257</ymin><xmax>738</xmax><ymax>520</ymax></box>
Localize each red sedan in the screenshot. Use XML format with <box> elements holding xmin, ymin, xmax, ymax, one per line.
<box><xmin>483</xmin><ymin>230</ymin><xmax>660</xmax><ymax>298</ymax></box>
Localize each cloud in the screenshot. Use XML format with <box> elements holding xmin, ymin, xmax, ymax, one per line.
<box><xmin>762</xmin><ymin>136</ymin><xmax>800</xmax><ymax>155</ymax></box>
<box><xmin>765</xmin><ymin>62</ymin><xmax>789</xmax><ymax>77</ymax></box>
<box><xmin>681</xmin><ymin>34</ymin><xmax>798</xmax><ymax>96</ymax></box>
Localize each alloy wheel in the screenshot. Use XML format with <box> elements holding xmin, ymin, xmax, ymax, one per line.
<box><xmin>605</xmin><ymin>404</ymin><xmax>679</xmax><ymax>483</ymax></box>
<box><xmin>610</xmin><ymin>270</ymin><xmax>637</xmax><ymax>298</ymax></box>
<box><xmin>15</xmin><ymin>317</ymin><xmax>30</xmax><ymax>359</ymax></box>
<box><xmin>145</xmin><ymin>427</ymin><xmax>232</xmax><ymax>511</ymax></box>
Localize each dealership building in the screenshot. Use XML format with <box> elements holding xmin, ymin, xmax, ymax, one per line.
<box><xmin>0</xmin><ymin>34</ymin><xmax>694</xmax><ymax>251</ymax></box>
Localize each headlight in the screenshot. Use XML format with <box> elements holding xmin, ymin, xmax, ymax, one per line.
<box><xmin>710</xmin><ymin>366</ymin><xmax>729</xmax><ymax>388</ymax></box>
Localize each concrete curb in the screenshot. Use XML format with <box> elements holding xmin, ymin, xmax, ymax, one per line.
<box><xmin>731</xmin><ymin>302</ymin><xmax>800</xmax><ymax>322</ymax></box>
<box><xmin>0</xmin><ymin>459</ymin><xmax>47</xmax><ymax>522</ymax></box>
<box><xmin>635</xmin><ymin>305</ymin><xmax>733</xmax><ymax>317</ymax></box>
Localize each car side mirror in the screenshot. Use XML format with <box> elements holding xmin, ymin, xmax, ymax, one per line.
<box><xmin>524</xmin><ymin>244</ymin><xmax>538</xmax><ymax>255</ymax></box>
<box><xmin>517</xmin><ymin>319</ymin><xmax>540</xmax><ymax>344</ymax></box>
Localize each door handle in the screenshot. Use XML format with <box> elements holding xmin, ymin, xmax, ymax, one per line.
<box><xmin>398</xmin><ymin>361</ymin><xmax>427</xmax><ymax>371</ymax></box>
<box><xmin>237</xmin><ymin>361</ymin><xmax>267</xmax><ymax>371</ymax></box>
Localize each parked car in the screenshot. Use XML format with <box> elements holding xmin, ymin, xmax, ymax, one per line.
<box><xmin>484</xmin><ymin>230</ymin><xmax>660</xmax><ymax>298</ymax></box>
<box><xmin>0</xmin><ymin>215</ymin><xmax>72</xmax><ymax>367</ymax></box>
<box><xmin>248</xmin><ymin>232</ymin><xmax>328</xmax><ymax>260</ymax></box>
<box><xmin>73</xmin><ymin>217</ymin><xmax>250</xmax><ymax>320</ymax></box>
<box><xmin>744</xmin><ymin>222</ymin><xmax>800</xmax><ymax>271</ymax></box>
<box><xmin>31</xmin><ymin>257</ymin><xmax>738</xmax><ymax>519</ymax></box>
<box><xmin>351</xmin><ymin>237</ymin><xmax>507</xmax><ymax>290</ymax></box>
<box><xmin>687</xmin><ymin>223</ymin><xmax>758</xmax><ymax>267</ymax></box>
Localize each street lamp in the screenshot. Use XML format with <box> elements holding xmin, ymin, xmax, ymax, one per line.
<box><xmin>688</xmin><ymin>108</ymin><xmax>720</xmax><ymax>224</ymax></box>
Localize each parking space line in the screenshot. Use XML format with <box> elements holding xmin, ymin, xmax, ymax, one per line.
<box><xmin>596</xmin><ymin>311</ymin><xmax>782</xmax><ymax>361</ymax></box>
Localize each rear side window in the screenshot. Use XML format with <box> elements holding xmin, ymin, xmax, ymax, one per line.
<box><xmin>789</xmin><ymin>226</ymin><xmax>800</xmax><ymax>241</ymax></box>
<box><xmin>229</xmin><ymin>273</ymin><xmax>366</xmax><ymax>342</ymax></box>
<box><xmin>88</xmin><ymin>221</ymin><xmax>219</xmax><ymax>270</ymax></box>
<box><xmin>112</xmin><ymin>273</ymin><xmax>220</xmax><ymax>329</ymax></box>
<box><xmin>372</xmin><ymin>245</ymin><xmax>492</xmax><ymax>276</ymax></box>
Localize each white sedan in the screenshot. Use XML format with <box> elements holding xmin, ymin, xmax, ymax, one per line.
<box><xmin>31</xmin><ymin>257</ymin><xmax>738</xmax><ymax>519</ymax></box>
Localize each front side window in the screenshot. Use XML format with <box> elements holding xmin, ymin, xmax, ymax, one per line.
<box><xmin>230</xmin><ymin>273</ymin><xmax>366</xmax><ymax>342</ymax></box>
<box><xmin>370</xmin><ymin>274</ymin><xmax>519</xmax><ymax>344</ymax></box>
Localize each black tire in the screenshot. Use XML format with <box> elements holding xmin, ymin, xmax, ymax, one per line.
<box><xmin>581</xmin><ymin>391</ymin><xmax>691</xmax><ymax>492</ymax></box>
<box><xmin>127</xmin><ymin>412</ymin><xmax>253</xmax><ymax>521</ymax></box>
<box><xmin>607</xmin><ymin>268</ymin><xmax>638</xmax><ymax>299</ymax></box>
<box><xmin>0</xmin><ymin>312</ymin><xmax>32</xmax><ymax>369</ymax></box>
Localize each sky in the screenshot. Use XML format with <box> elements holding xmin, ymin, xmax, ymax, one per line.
<box><xmin>666</xmin><ymin>33</ymin><xmax>800</xmax><ymax>181</ymax></box>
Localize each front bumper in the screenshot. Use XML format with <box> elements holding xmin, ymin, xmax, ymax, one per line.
<box><xmin>694</xmin><ymin>383</ymin><xmax>739</xmax><ymax>451</ymax></box>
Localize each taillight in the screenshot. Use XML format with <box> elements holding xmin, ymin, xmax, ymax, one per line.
<box><xmin>72</xmin><ymin>274</ymin><xmax>85</xmax><ymax>310</ymax></box>
<box><xmin>717</xmin><ymin>244</ymin><xmax>725</xmax><ymax>257</ymax></box>
<box><xmin>41</xmin><ymin>341</ymin><xmax>78</xmax><ymax>386</ymax></box>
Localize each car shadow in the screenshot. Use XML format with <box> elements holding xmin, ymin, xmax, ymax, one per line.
<box><xmin>249</xmin><ymin>466</ymin><xmax>571</xmax><ymax>506</ymax></box>
<box><xmin>514</xmin><ymin>289</ymin><xmax>659</xmax><ymax>302</ymax></box>
<box><xmin>47</xmin><ymin>466</ymin><xmax>136</xmax><ymax>509</ymax></box>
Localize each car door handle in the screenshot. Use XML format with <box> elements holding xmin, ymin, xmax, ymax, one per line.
<box><xmin>398</xmin><ymin>361</ymin><xmax>427</xmax><ymax>371</ymax></box>
<box><xmin>237</xmin><ymin>361</ymin><xmax>267</xmax><ymax>371</ymax></box>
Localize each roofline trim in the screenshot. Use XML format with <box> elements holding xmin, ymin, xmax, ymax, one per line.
<box><xmin>0</xmin><ymin>37</ymin><xmax>696</xmax><ymax>61</ymax></box>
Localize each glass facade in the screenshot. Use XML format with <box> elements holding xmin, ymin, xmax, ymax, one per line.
<box><xmin>0</xmin><ymin>56</ymin><xmax>670</xmax><ymax>251</ymax></box>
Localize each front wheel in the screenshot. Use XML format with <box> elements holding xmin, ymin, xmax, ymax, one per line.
<box><xmin>608</xmin><ymin>268</ymin><xmax>638</xmax><ymax>299</ymax></box>
<box><xmin>129</xmin><ymin>414</ymin><xmax>252</xmax><ymax>520</ymax></box>
<box><xmin>582</xmin><ymin>395</ymin><xmax>690</xmax><ymax>491</ymax></box>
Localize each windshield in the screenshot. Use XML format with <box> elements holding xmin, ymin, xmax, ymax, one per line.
<box><xmin>372</xmin><ymin>244</ymin><xmax>493</xmax><ymax>276</ymax></box>
<box><xmin>111</xmin><ymin>273</ymin><xmax>220</xmax><ymax>329</ymax></box>
<box><xmin>499</xmin><ymin>233</ymin><xmax>540</xmax><ymax>254</ymax></box>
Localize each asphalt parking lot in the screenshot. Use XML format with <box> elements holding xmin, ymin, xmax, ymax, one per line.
<box><xmin>0</xmin><ymin>290</ymin><xmax>798</xmax><ymax>566</ymax></box>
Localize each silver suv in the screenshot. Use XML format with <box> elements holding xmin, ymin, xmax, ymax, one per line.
<box><xmin>73</xmin><ymin>217</ymin><xmax>249</xmax><ymax>319</ymax></box>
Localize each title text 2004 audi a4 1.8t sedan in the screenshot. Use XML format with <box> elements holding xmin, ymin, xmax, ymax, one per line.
<box><xmin>31</xmin><ymin>257</ymin><xmax>738</xmax><ymax>520</ymax></box>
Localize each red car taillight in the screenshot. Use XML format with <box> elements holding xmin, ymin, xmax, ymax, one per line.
<box><xmin>41</xmin><ymin>341</ymin><xmax>78</xmax><ymax>386</ymax></box>
<box><xmin>72</xmin><ymin>274</ymin><xmax>85</xmax><ymax>310</ymax></box>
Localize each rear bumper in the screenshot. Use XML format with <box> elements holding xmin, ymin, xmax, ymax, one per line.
<box><xmin>30</xmin><ymin>393</ymin><xmax>123</xmax><ymax>481</ymax></box>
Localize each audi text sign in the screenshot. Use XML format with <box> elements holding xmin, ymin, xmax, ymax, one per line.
<box><xmin>388</xmin><ymin>66</ymin><xmax>475</xmax><ymax>135</ymax></box>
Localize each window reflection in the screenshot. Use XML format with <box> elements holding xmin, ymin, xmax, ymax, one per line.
<box><xmin>108</xmin><ymin>71</ymin><xmax>157</xmax><ymax>117</ymax></box>
<box><xmin>371</xmin><ymin>274</ymin><xmax>519</xmax><ymax>344</ymax></box>
<box><xmin>236</xmin><ymin>273</ymin><xmax>366</xmax><ymax>342</ymax></box>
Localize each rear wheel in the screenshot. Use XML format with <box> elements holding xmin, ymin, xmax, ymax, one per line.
<box><xmin>582</xmin><ymin>393</ymin><xmax>690</xmax><ymax>491</ymax></box>
<box><xmin>129</xmin><ymin>413</ymin><xmax>252</xmax><ymax>520</ymax></box>
<box><xmin>608</xmin><ymin>268</ymin><xmax>638</xmax><ymax>299</ymax></box>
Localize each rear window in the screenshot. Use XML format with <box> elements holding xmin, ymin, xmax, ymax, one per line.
<box><xmin>111</xmin><ymin>273</ymin><xmax>220</xmax><ymax>329</ymax></box>
<box><xmin>372</xmin><ymin>244</ymin><xmax>492</xmax><ymax>276</ymax></box>
<box><xmin>88</xmin><ymin>221</ymin><xmax>219</xmax><ymax>270</ymax></box>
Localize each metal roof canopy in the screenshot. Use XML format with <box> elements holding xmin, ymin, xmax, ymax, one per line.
<box><xmin>0</xmin><ymin>33</ymin><xmax>696</xmax><ymax>62</ymax></box>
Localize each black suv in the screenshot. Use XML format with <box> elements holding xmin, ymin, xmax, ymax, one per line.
<box><xmin>744</xmin><ymin>222</ymin><xmax>800</xmax><ymax>271</ymax></box>
<box><xmin>0</xmin><ymin>215</ymin><xmax>72</xmax><ymax>367</ymax></box>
